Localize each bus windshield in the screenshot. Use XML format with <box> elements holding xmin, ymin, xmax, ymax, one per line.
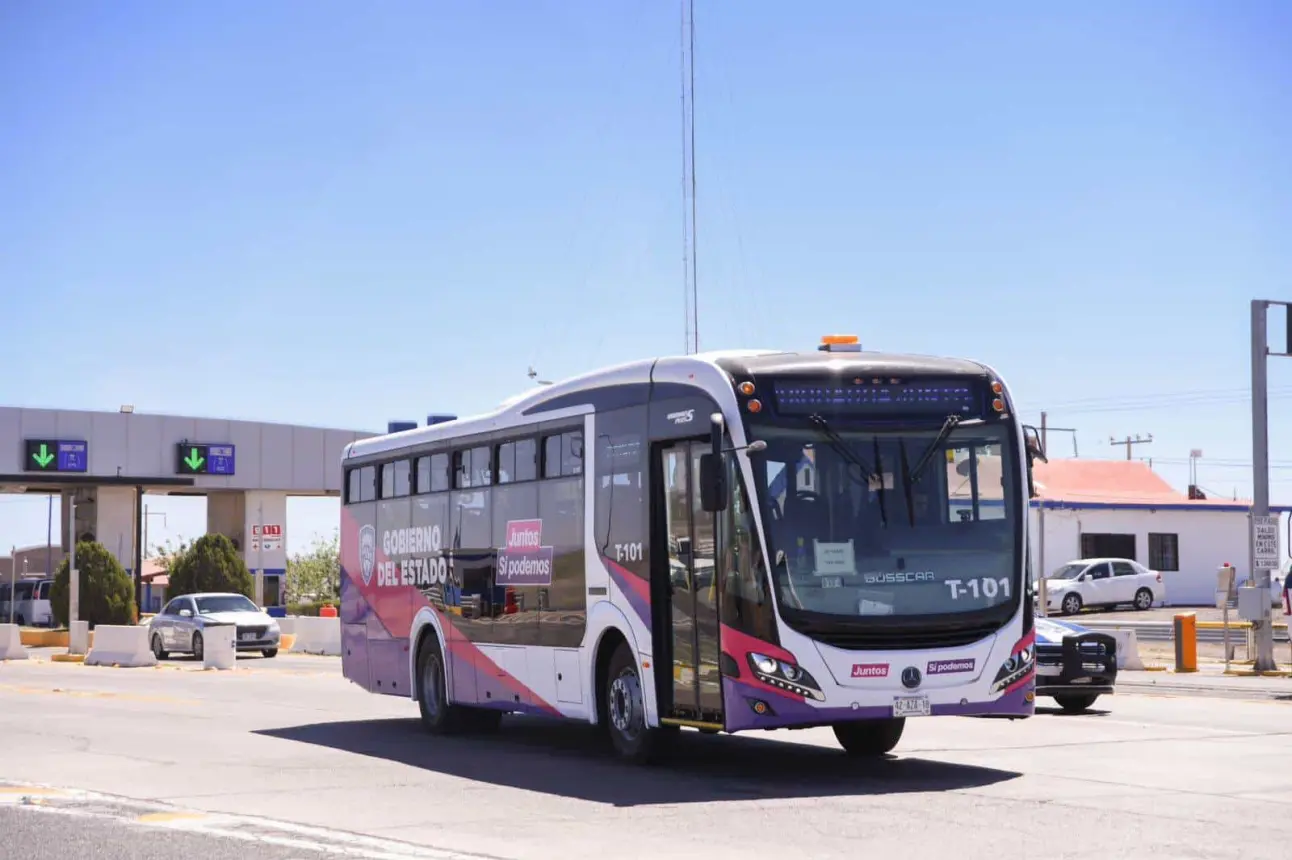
<box><xmin>752</xmin><ymin>419</ymin><xmax>1020</xmax><ymax>620</ymax></box>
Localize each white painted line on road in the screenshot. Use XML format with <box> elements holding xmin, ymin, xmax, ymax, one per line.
<box><xmin>0</xmin><ymin>782</ymin><xmax>501</xmax><ymax>860</ymax></box>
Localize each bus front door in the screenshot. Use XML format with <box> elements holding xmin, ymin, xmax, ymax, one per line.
<box><xmin>657</xmin><ymin>441</ymin><xmax>724</xmax><ymax>729</ymax></box>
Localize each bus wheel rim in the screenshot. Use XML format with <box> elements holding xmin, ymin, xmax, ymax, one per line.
<box><xmin>609</xmin><ymin>669</ymin><xmax>642</xmax><ymax>739</ymax></box>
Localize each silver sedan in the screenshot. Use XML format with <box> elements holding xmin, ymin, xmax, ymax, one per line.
<box><xmin>147</xmin><ymin>592</ymin><xmax>281</xmax><ymax>660</ymax></box>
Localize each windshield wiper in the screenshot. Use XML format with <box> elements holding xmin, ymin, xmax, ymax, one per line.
<box><xmin>806</xmin><ymin>414</ymin><xmax>879</xmax><ymax>486</ymax></box>
<box><xmin>907</xmin><ymin>414</ymin><xmax>962</xmax><ymax>487</ymax></box>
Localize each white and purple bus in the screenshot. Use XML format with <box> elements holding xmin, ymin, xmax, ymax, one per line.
<box><xmin>339</xmin><ymin>336</ymin><xmax>1044</xmax><ymax>763</ymax></box>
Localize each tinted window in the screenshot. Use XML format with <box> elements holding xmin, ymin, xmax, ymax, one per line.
<box><xmin>347</xmin><ymin>469</ymin><xmax>362</xmax><ymax>504</ymax></box>
<box><xmin>430</xmin><ymin>453</ymin><xmax>449</xmax><ymax>491</ymax></box>
<box><xmin>454</xmin><ymin>448</ymin><xmax>491</xmax><ymax>488</ymax></box>
<box><xmin>1112</xmin><ymin>561</ymin><xmax>1137</xmax><ymax>577</ymax></box>
<box><xmin>1087</xmin><ymin>563</ymin><xmax>1112</xmax><ymax>579</ymax></box>
<box><xmin>390</xmin><ymin>460</ymin><xmax>411</xmax><ymax>497</ymax></box>
<box><xmin>194</xmin><ymin>595</ymin><xmax>259</xmax><ymax>614</ymax></box>
<box><xmin>544</xmin><ymin>430</ymin><xmax>584</xmax><ymax>479</ymax></box>
<box><xmin>416</xmin><ymin>456</ymin><xmax>432</xmax><ymax>494</ymax></box>
<box><xmin>498</xmin><ymin>439</ymin><xmax>538</xmax><ymax>484</ymax></box>
<box><xmin>357</xmin><ymin>466</ymin><xmax>377</xmax><ymax>502</ymax></box>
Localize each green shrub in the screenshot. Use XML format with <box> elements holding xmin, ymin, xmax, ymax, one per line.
<box><xmin>286</xmin><ymin>600</ymin><xmax>332</xmax><ymax>617</ymax></box>
<box><xmin>165</xmin><ymin>533</ymin><xmax>253</xmax><ymax>600</ymax></box>
<box><xmin>49</xmin><ymin>541</ymin><xmax>137</xmax><ymax>629</ymax></box>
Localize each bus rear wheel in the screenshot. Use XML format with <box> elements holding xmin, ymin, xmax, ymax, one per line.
<box><xmin>417</xmin><ymin>634</ymin><xmax>467</xmax><ymax>734</ymax></box>
<box><xmin>832</xmin><ymin>718</ymin><xmax>905</xmax><ymax>756</ymax></box>
<box><xmin>416</xmin><ymin>633</ymin><xmax>501</xmax><ymax>735</ymax></box>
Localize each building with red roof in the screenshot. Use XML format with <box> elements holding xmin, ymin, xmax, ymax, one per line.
<box><xmin>1031</xmin><ymin>458</ymin><xmax>1292</xmax><ymax>605</ymax></box>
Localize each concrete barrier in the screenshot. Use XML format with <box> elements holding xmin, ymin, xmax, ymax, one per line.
<box><xmin>69</xmin><ymin>621</ymin><xmax>90</xmax><ymax>656</ymax></box>
<box><xmin>290</xmin><ymin>616</ymin><xmax>341</xmax><ymax>656</ymax></box>
<box><xmin>277</xmin><ymin>617</ymin><xmax>296</xmax><ymax>637</ymax></box>
<box><xmin>0</xmin><ymin>624</ymin><xmax>29</xmax><ymax>661</ymax></box>
<box><xmin>202</xmin><ymin>624</ymin><xmax>236</xmax><ymax>670</ymax></box>
<box><xmin>84</xmin><ymin>625</ymin><xmax>158</xmax><ymax>668</ymax></box>
<box><xmin>1105</xmin><ymin>629</ymin><xmax>1145</xmax><ymax>670</ymax></box>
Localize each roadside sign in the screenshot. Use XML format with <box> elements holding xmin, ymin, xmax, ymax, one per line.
<box><xmin>23</xmin><ymin>439</ymin><xmax>88</xmax><ymax>473</ymax></box>
<box><xmin>250</xmin><ymin>524</ymin><xmax>284</xmax><ymax>553</ymax></box>
<box><xmin>1252</xmin><ymin>513</ymin><xmax>1280</xmax><ymax>570</ymax></box>
<box><xmin>175</xmin><ymin>443</ymin><xmax>236</xmax><ymax>476</ymax></box>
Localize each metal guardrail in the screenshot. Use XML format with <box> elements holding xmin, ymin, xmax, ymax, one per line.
<box><xmin>1074</xmin><ymin>618</ymin><xmax>1290</xmax><ymax>644</ymax></box>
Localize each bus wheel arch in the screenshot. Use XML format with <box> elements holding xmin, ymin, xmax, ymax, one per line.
<box><xmin>593</xmin><ymin>627</ymin><xmax>630</xmax><ymax>732</ymax></box>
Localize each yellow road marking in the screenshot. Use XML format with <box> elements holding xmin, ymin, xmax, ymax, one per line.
<box><xmin>135</xmin><ymin>811</ymin><xmax>209</xmax><ymax>823</ymax></box>
<box><xmin>0</xmin><ymin>683</ymin><xmax>199</xmax><ymax>706</ymax></box>
<box><xmin>0</xmin><ymin>786</ymin><xmax>65</xmax><ymax>796</ymax></box>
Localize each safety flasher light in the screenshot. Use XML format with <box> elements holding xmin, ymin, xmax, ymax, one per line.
<box><xmin>738</xmin><ymin>381</ymin><xmax>755</xmax><ymax>396</ymax></box>
<box><xmin>818</xmin><ymin>334</ymin><xmax>862</xmax><ymax>353</ymax></box>
<box><xmin>992</xmin><ymin>398</ymin><xmax>1005</xmax><ymax>412</ymax></box>
<box><xmin>991</xmin><ymin>381</ymin><xmax>1003</xmax><ymax>395</ymax></box>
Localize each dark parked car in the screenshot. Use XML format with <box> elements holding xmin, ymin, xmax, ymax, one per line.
<box><xmin>1034</xmin><ymin>616</ymin><xmax>1118</xmax><ymax>713</ymax></box>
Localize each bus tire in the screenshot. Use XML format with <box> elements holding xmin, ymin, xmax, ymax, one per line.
<box><xmin>832</xmin><ymin>718</ymin><xmax>905</xmax><ymax>756</ymax></box>
<box><xmin>602</xmin><ymin>640</ymin><xmax>664</xmax><ymax>764</ymax></box>
<box><xmin>1054</xmin><ymin>693</ymin><xmax>1099</xmax><ymax>713</ymax></box>
<box><xmin>415</xmin><ymin>632</ymin><xmax>466</xmax><ymax>735</ymax></box>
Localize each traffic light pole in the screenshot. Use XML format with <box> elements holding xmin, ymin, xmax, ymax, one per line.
<box><xmin>1250</xmin><ymin>299</ymin><xmax>1284</xmax><ymax>673</ymax></box>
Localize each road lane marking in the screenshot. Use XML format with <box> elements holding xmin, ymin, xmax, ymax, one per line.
<box><xmin>0</xmin><ymin>683</ymin><xmax>199</xmax><ymax>706</ymax></box>
<box><xmin>0</xmin><ymin>781</ymin><xmax>501</xmax><ymax>859</ymax></box>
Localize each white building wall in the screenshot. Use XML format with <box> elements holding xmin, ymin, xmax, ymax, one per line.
<box><xmin>1030</xmin><ymin>506</ymin><xmax>1252</xmax><ymax>606</ymax></box>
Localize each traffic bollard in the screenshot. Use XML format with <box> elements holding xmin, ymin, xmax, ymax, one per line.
<box><xmin>1174</xmin><ymin>612</ymin><xmax>1198</xmax><ymax>673</ymax></box>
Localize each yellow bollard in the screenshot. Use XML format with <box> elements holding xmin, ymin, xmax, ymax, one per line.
<box><xmin>1174</xmin><ymin>611</ymin><xmax>1198</xmax><ymax>673</ymax></box>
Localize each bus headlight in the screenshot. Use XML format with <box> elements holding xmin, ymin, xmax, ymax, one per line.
<box><xmin>746</xmin><ymin>652</ymin><xmax>825</xmax><ymax>701</ymax></box>
<box><xmin>991</xmin><ymin>637</ymin><xmax>1035</xmax><ymax>695</ymax></box>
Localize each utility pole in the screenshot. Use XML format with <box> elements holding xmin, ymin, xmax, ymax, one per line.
<box><xmin>1038</xmin><ymin>413</ymin><xmax>1080</xmax><ymax>459</ymax></box>
<box><xmin>1249</xmin><ymin>299</ymin><xmax>1291</xmax><ymax>672</ymax></box>
<box><xmin>1110</xmin><ymin>433</ymin><xmax>1153</xmax><ymax>460</ymax></box>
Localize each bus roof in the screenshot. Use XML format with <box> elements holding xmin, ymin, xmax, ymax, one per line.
<box><xmin>342</xmin><ymin>347</ymin><xmax>995</xmax><ymax>462</ymax></box>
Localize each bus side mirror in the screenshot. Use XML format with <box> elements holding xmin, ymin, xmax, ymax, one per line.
<box><xmin>1022</xmin><ymin>425</ymin><xmax>1048</xmax><ymax>464</ymax></box>
<box><xmin>701</xmin><ymin>412</ymin><xmax>729</xmax><ymax>513</ymax></box>
<box><xmin>699</xmin><ymin>453</ymin><xmax>727</xmax><ymax>513</ymax></box>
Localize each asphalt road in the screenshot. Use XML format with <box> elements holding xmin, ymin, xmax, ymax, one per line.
<box><xmin>2</xmin><ymin>655</ymin><xmax>1291</xmax><ymax>860</ymax></box>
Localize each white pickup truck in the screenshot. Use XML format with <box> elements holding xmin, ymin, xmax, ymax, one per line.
<box><xmin>1042</xmin><ymin>557</ymin><xmax>1165</xmax><ymax>616</ymax></box>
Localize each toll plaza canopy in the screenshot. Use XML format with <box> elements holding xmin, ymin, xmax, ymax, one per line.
<box><xmin>0</xmin><ymin>406</ymin><xmax>375</xmax><ymax>606</ymax></box>
<box><xmin>0</xmin><ymin>406</ymin><xmax>373</xmax><ymax>495</ymax></box>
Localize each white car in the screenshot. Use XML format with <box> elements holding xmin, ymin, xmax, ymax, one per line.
<box><xmin>1043</xmin><ymin>557</ymin><xmax>1165</xmax><ymax>616</ymax></box>
<box><xmin>146</xmin><ymin>592</ymin><xmax>281</xmax><ymax>660</ymax></box>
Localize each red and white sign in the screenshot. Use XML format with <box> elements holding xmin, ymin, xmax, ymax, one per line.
<box><xmin>250</xmin><ymin>524</ymin><xmax>284</xmax><ymax>552</ymax></box>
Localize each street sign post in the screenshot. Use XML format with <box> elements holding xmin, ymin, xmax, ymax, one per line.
<box><xmin>22</xmin><ymin>439</ymin><xmax>88</xmax><ymax>473</ymax></box>
<box><xmin>175</xmin><ymin>443</ymin><xmax>236</xmax><ymax>476</ymax></box>
<box><xmin>1253</xmin><ymin>513</ymin><xmax>1280</xmax><ymax>571</ymax></box>
<box><xmin>1249</xmin><ymin>299</ymin><xmax>1292</xmax><ymax>672</ymax></box>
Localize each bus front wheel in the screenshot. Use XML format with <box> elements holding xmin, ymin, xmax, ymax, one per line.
<box><xmin>832</xmin><ymin>718</ymin><xmax>905</xmax><ymax>756</ymax></box>
<box><xmin>602</xmin><ymin>641</ymin><xmax>666</xmax><ymax>764</ymax></box>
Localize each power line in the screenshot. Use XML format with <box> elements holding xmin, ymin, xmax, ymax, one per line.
<box><xmin>1110</xmin><ymin>433</ymin><xmax>1153</xmax><ymax>460</ymax></box>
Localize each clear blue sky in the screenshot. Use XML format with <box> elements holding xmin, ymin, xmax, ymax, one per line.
<box><xmin>1</xmin><ymin>1</ymin><xmax>1290</xmax><ymax>556</ymax></box>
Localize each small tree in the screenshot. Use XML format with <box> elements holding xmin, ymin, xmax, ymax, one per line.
<box><xmin>165</xmin><ymin>533</ymin><xmax>253</xmax><ymax>600</ymax></box>
<box><xmin>49</xmin><ymin>541</ymin><xmax>137</xmax><ymax>629</ymax></box>
<box><xmin>286</xmin><ymin>531</ymin><xmax>340</xmax><ymax>605</ymax></box>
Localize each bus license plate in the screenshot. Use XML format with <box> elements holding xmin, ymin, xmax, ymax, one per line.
<box><xmin>893</xmin><ymin>695</ymin><xmax>931</xmax><ymax>718</ymax></box>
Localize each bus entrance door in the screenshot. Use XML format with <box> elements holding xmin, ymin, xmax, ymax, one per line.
<box><xmin>656</xmin><ymin>441</ymin><xmax>725</xmax><ymax>729</ymax></box>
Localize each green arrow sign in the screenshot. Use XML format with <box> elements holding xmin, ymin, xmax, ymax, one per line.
<box><xmin>31</xmin><ymin>444</ymin><xmax>54</xmax><ymax>468</ymax></box>
<box><xmin>183</xmin><ymin>447</ymin><xmax>205</xmax><ymax>471</ymax></box>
